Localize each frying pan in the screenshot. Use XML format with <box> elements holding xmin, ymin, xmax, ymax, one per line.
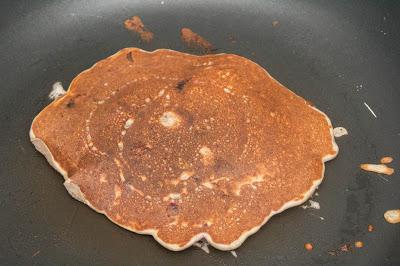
<box><xmin>1</xmin><ymin>0</ymin><xmax>399</xmax><ymax>264</ymax></box>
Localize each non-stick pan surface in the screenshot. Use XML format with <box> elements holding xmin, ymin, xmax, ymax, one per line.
<box><xmin>1</xmin><ymin>0</ymin><xmax>399</xmax><ymax>265</ymax></box>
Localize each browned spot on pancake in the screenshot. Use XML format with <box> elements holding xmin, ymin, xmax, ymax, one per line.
<box><xmin>66</xmin><ymin>99</ymin><xmax>75</xmax><ymax>108</ymax></box>
<box><xmin>127</xmin><ymin>141</ymin><xmax>151</xmax><ymax>156</ymax></box>
<box><xmin>65</xmin><ymin>94</ymin><xmax>84</xmax><ymax>108</ymax></box>
<box><xmin>31</xmin><ymin>48</ymin><xmax>338</xmax><ymax>251</ymax></box>
<box><xmin>214</xmin><ymin>158</ymin><xmax>233</xmax><ymax>175</ymax></box>
<box><xmin>166</xmin><ymin>202</ymin><xmax>179</xmax><ymax>217</ymax></box>
<box><xmin>176</xmin><ymin>79</ymin><xmax>190</xmax><ymax>92</ymax></box>
<box><xmin>126</xmin><ymin>51</ymin><xmax>134</xmax><ymax>62</ymax></box>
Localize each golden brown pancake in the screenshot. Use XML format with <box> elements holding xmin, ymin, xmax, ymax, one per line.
<box><xmin>30</xmin><ymin>48</ymin><xmax>338</xmax><ymax>251</ymax></box>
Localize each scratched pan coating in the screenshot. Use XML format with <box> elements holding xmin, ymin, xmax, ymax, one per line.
<box><xmin>0</xmin><ymin>0</ymin><xmax>399</xmax><ymax>265</ymax></box>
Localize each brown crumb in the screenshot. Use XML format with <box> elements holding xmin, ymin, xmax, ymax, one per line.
<box><xmin>181</xmin><ymin>28</ymin><xmax>213</xmax><ymax>52</ymax></box>
<box><xmin>360</xmin><ymin>163</ymin><xmax>394</xmax><ymax>175</ymax></box>
<box><xmin>380</xmin><ymin>156</ymin><xmax>393</xmax><ymax>164</ymax></box>
<box><xmin>339</xmin><ymin>244</ymin><xmax>350</xmax><ymax>252</ymax></box>
<box><xmin>124</xmin><ymin>16</ymin><xmax>154</xmax><ymax>43</ymax></box>
<box><xmin>124</xmin><ymin>16</ymin><xmax>143</xmax><ymax>31</ymax></box>
<box><xmin>139</xmin><ymin>31</ymin><xmax>154</xmax><ymax>43</ymax></box>
<box><xmin>355</xmin><ymin>241</ymin><xmax>363</xmax><ymax>248</ymax></box>
<box><xmin>368</xmin><ymin>224</ymin><xmax>374</xmax><ymax>232</ymax></box>
<box><xmin>304</xmin><ymin>243</ymin><xmax>313</xmax><ymax>251</ymax></box>
<box><xmin>384</xmin><ymin>209</ymin><xmax>400</xmax><ymax>224</ymax></box>
<box><xmin>328</xmin><ymin>242</ymin><xmax>354</xmax><ymax>255</ymax></box>
<box><xmin>272</xmin><ymin>20</ymin><xmax>279</xmax><ymax>27</ymax></box>
<box><xmin>32</xmin><ymin>250</ymin><xmax>41</xmax><ymax>257</ymax></box>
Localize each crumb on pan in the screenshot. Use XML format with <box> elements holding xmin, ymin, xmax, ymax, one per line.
<box><xmin>301</xmin><ymin>200</ymin><xmax>320</xmax><ymax>210</ymax></box>
<box><xmin>333</xmin><ymin>127</ymin><xmax>348</xmax><ymax>138</ymax></box>
<box><xmin>339</xmin><ymin>244</ymin><xmax>350</xmax><ymax>252</ymax></box>
<box><xmin>48</xmin><ymin>81</ymin><xmax>66</xmax><ymax>100</ymax></box>
<box><xmin>355</xmin><ymin>241</ymin><xmax>363</xmax><ymax>248</ymax></box>
<box><xmin>124</xmin><ymin>16</ymin><xmax>154</xmax><ymax>43</ymax></box>
<box><xmin>308</xmin><ymin>200</ymin><xmax>320</xmax><ymax>210</ymax></box>
<box><xmin>380</xmin><ymin>156</ymin><xmax>393</xmax><ymax>164</ymax></box>
<box><xmin>328</xmin><ymin>243</ymin><xmax>352</xmax><ymax>256</ymax></box>
<box><xmin>368</xmin><ymin>224</ymin><xmax>374</xmax><ymax>232</ymax></box>
<box><xmin>304</xmin><ymin>243</ymin><xmax>313</xmax><ymax>251</ymax></box>
<box><xmin>181</xmin><ymin>28</ymin><xmax>213</xmax><ymax>52</ymax></box>
<box><xmin>384</xmin><ymin>209</ymin><xmax>400</xmax><ymax>224</ymax></box>
<box><xmin>360</xmin><ymin>163</ymin><xmax>394</xmax><ymax>175</ymax></box>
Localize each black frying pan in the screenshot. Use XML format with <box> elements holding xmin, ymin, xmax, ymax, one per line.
<box><xmin>1</xmin><ymin>0</ymin><xmax>399</xmax><ymax>265</ymax></box>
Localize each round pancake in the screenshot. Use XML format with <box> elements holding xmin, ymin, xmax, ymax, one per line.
<box><xmin>30</xmin><ymin>48</ymin><xmax>338</xmax><ymax>251</ymax></box>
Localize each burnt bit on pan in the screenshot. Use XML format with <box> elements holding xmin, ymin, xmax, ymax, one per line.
<box><xmin>124</xmin><ymin>16</ymin><xmax>154</xmax><ymax>43</ymax></box>
<box><xmin>328</xmin><ymin>243</ymin><xmax>352</xmax><ymax>256</ymax></box>
<box><xmin>339</xmin><ymin>244</ymin><xmax>351</xmax><ymax>252</ymax></box>
<box><xmin>180</xmin><ymin>28</ymin><xmax>213</xmax><ymax>53</ymax></box>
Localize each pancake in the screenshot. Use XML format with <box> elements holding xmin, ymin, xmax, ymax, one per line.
<box><xmin>30</xmin><ymin>48</ymin><xmax>338</xmax><ymax>251</ymax></box>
